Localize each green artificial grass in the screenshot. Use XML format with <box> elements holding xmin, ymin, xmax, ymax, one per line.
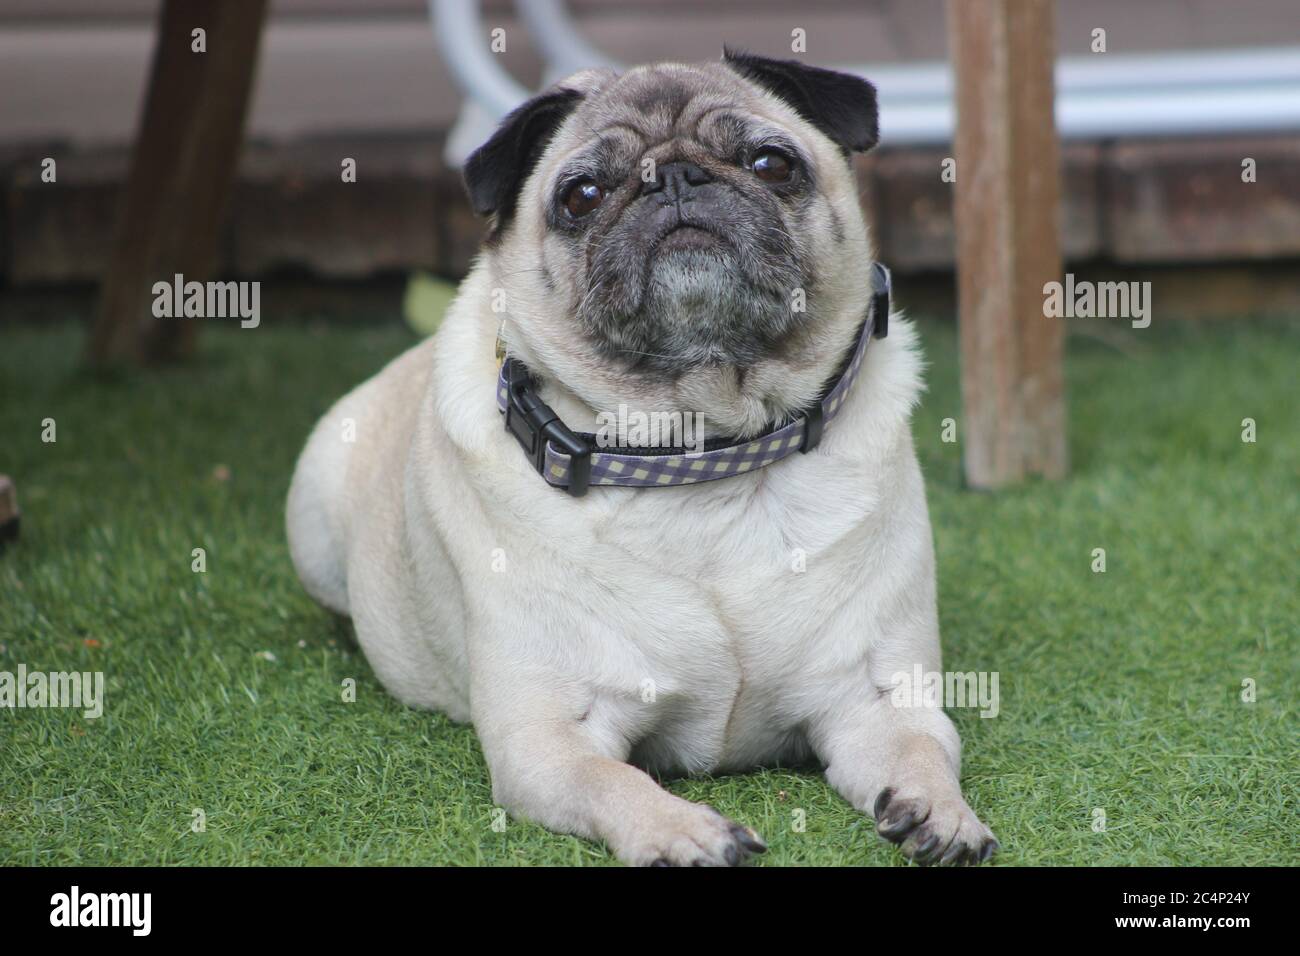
<box><xmin>1</xmin><ymin>313</ymin><xmax>1296</xmax><ymax>866</ymax></box>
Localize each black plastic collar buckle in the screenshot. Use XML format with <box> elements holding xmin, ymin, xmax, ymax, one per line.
<box><xmin>504</xmin><ymin>360</ymin><xmax>592</xmax><ymax>497</ymax></box>
<box><xmin>800</xmin><ymin>402</ymin><xmax>825</xmax><ymax>454</ymax></box>
<box><xmin>800</xmin><ymin>262</ymin><xmax>891</xmax><ymax>455</ymax></box>
<box><xmin>871</xmin><ymin>261</ymin><xmax>891</xmax><ymax>339</ymax></box>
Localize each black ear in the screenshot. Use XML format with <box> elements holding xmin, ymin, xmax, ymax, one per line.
<box><xmin>463</xmin><ymin>88</ymin><xmax>584</xmax><ymax>229</ymax></box>
<box><xmin>722</xmin><ymin>48</ymin><xmax>879</xmax><ymax>154</ymax></box>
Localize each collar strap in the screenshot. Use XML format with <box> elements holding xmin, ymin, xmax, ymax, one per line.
<box><xmin>496</xmin><ymin>262</ymin><xmax>891</xmax><ymax>497</ymax></box>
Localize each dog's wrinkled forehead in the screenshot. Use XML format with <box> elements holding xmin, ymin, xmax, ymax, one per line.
<box><xmin>575</xmin><ymin>63</ymin><xmax>763</xmax><ymax>140</ymax></box>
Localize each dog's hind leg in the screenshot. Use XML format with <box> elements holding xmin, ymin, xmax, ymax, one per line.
<box><xmin>286</xmin><ymin>401</ymin><xmax>359</xmax><ymax>616</ymax></box>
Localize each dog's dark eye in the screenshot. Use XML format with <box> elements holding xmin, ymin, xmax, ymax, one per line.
<box><xmin>563</xmin><ymin>180</ymin><xmax>605</xmax><ymax>218</ymax></box>
<box><xmin>752</xmin><ymin>151</ymin><xmax>793</xmax><ymax>183</ymax></box>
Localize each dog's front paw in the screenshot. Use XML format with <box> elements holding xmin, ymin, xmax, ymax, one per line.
<box><xmin>619</xmin><ymin>800</ymin><xmax>767</xmax><ymax>867</ymax></box>
<box><xmin>873</xmin><ymin>788</ymin><xmax>998</xmax><ymax>866</ymax></box>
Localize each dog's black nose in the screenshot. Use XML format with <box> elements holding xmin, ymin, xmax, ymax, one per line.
<box><xmin>641</xmin><ymin>161</ymin><xmax>712</xmax><ymax>201</ymax></box>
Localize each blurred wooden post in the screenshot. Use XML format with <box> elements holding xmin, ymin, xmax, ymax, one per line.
<box><xmin>947</xmin><ymin>0</ymin><xmax>1067</xmax><ymax>487</ymax></box>
<box><xmin>88</xmin><ymin>0</ymin><xmax>268</xmax><ymax>366</ymax></box>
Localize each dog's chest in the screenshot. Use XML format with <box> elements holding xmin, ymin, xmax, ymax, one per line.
<box><xmin>582</xmin><ymin>469</ymin><xmax>880</xmax><ymax>770</ymax></box>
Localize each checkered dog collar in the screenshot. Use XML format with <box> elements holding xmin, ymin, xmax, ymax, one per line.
<box><xmin>496</xmin><ymin>262</ymin><xmax>891</xmax><ymax>497</ymax></box>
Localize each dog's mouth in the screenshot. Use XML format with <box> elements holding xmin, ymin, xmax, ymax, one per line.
<box><xmin>651</xmin><ymin>221</ymin><xmax>728</xmax><ymax>255</ymax></box>
<box><xmin>579</xmin><ymin>206</ymin><xmax>804</xmax><ymax>375</ymax></box>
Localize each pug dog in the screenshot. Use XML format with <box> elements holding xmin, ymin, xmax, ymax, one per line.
<box><xmin>286</xmin><ymin>51</ymin><xmax>997</xmax><ymax>866</ymax></box>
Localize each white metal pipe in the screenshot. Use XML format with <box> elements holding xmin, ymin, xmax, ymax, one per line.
<box><xmin>1057</xmin><ymin>82</ymin><xmax>1300</xmax><ymax>139</ymax></box>
<box><xmin>854</xmin><ymin>45</ymin><xmax>1300</xmax><ymax>102</ymax></box>
<box><xmin>879</xmin><ymin>82</ymin><xmax>1300</xmax><ymax>145</ymax></box>
<box><xmin>516</xmin><ymin>0</ymin><xmax>619</xmax><ymax>79</ymax></box>
<box><xmin>861</xmin><ymin>47</ymin><xmax>1300</xmax><ymax>144</ymax></box>
<box><xmin>430</xmin><ymin>0</ymin><xmax>529</xmax><ymax>119</ymax></box>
